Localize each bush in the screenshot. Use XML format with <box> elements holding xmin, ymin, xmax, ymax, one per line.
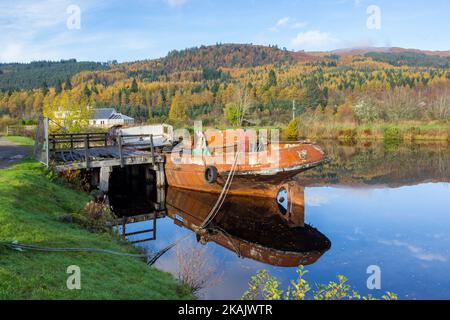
<box><xmin>353</xmin><ymin>99</ymin><xmax>379</xmax><ymax>123</ymax></box>
<box><xmin>384</xmin><ymin>126</ymin><xmax>403</xmax><ymax>150</ymax></box>
<box><xmin>64</xmin><ymin>199</ymin><xmax>117</xmax><ymax>233</ymax></box>
<box><xmin>283</xmin><ymin>118</ymin><xmax>300</xmax><ymax>141</ymax></box>
<box><xmin>384</xmin><ymin>126</ymin><xmax>402</xmax><ymax>142</ymax></box>
<box><xmin>242</xmin><ymin>267</ymin><xmax>397</xmax><ymax>301</ymax></box>
<box><xmin>338</xmin><ymin>128</ymin><xmax>357</xmax><ymax>144</ymax></box>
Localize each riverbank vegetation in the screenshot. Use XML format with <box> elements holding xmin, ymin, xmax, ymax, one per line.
<box><xmin>242</xmin><ymin>267</ymin><xmax>397</xmax><ymax>300</ymax></box>
<box><xmin>0</xmin><ymin>160</ymin><xmax>191</xmax><ymax>299</ymax></box>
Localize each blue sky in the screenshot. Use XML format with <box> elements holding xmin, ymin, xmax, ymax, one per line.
<box><xmin>1</xmin><ymin>0</ymin><xmax>449</xmax><ymax>63</ymax></box>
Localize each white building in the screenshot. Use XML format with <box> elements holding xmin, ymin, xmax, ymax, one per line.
<box><xmin>89</xmin><ymin>108</ymin><xmax>135</xmax><ymax>128</ymax></box>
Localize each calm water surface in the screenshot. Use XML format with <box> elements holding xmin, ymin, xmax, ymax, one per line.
<box><xmin>113</xmin><ymin>141</ymin><xmax>450</xmax><ymax>300</ymax></box>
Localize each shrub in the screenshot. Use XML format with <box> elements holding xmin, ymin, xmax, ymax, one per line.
<box><xmin>353</xmin><ymin>99</ymin><xmax>380</xmax><ymax>123</ymax></box>
<box><xmin>283</xmin><ymin>118</ymin><xmax>300</xmax><ymax>141</ymax></box>
<box><xmin>384</xmin><ymin>126</ymin><xmax>402</xmax><ymax>142</ymax></box>
<box><xmin>242</xmin><ymin>266</ymin><xmax>398</xmax><ymax>301</ymax></box>
<box><xmin>338</xmin><ymin>128</ymin><xmax>357</xmax><ymax>144</ymax></box>
<box><xmin>64</xmin><ymin>199</ymin><xmax>117</xmax><ymax>233</ymax></box>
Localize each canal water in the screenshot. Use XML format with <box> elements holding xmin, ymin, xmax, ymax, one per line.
<box><xmin>112</xmin><ymin>141</ymin><xmax>450</xmax><ymax>300</ymax></box>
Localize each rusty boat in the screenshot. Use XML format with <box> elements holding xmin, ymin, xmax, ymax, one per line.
<box><xmin>164</xmin><ymin>130</ymin><xmax>328</xmax><ymax>198</ymax></box>
<box><xmin>166</xmin><ymin>186</ymin><xmax>331</xmax><ymax>267</ymax></box>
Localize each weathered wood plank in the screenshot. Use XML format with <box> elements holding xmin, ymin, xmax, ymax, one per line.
<box><xmin>53</xmin><ymin>155</ymin><xmax>163</xmax><ymax>172</ymax></box>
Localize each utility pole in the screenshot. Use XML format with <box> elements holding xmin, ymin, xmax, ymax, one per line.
<box><xmin>292</xmin><ymin>100</ymin><xmax>296</xmax><ymax>121</ymax></box>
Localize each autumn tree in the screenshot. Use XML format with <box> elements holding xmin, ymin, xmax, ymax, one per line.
<box><xmin>169</xmin><ymin>92</ymin><xmax>187</xmax><ymax>121</ymax></box>
<box><xmin>284</xmin><ymin>118</ymin><xmax>300</xmax><ymax>141</ymax></box>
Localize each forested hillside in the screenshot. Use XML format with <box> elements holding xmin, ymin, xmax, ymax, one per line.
<box><xmin>1</xmin><ymin>44</ymin><xmax>449</xmax><ymax>133</ymax></box>
<box><xmin>112</xmin><ymin>44</ymin><xmax>315</xmax><ymax>82</ymax></box>
<box><xmin>365</xmin><ymin>52</ymin><xmax>450</xmax><ymax>67</ymax></box>
<box><xmin>0</xmin><ymin>59</ymin><xmax>107</xmax><ymax>91</ymax></box>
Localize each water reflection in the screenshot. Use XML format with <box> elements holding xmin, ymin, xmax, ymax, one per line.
<box><xmin>165</xmin><ymin>187</ymin><xmax>331</xmax><ymax>267</ymax></box>
<box><xmin>110</xmin><ymin>141</ymin><xmax>450</xmax><ymax>299</ymax></box>
<box><xmin>298</xmin><ymin>141</ymin><xmax>450</xmax><ymax>187</ymax></box>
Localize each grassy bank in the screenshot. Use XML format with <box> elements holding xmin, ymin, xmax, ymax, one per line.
<box><xmin>0</xmin><ymin>160</ymin><xmax>191</xmax><ymax>300</ymax></box>
<box><xmin>3</xmin><ymin>136</ymin><xmax>35</xmax><ymax>146</ymax></box>
<box><xmin>295</xmin><ymin>122</ymin><xmax>450</xmax><ymax>142</ymax></box>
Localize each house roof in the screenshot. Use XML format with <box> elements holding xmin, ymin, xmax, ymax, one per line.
<box><xmin>92</xmin><ymin>108</ymin><xmax>116</xmax><ymax>120</ymax></box>
<box><xmin>110</xmin><ymin>113</ymin><xmax>134</xmax><ymax>121</ymax></box>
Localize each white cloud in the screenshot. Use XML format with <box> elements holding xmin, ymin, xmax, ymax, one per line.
<box><xmin>276</xmin><ymin>16</ymin><xmax>290</xmax><ymax>27</ymax></box>
<box><xmin>292</xmin><ymin>21</ymin><xmax>308</xmax><ymax>29</ymax></box>
<box><xmin>165</xmin><ymin>0</ymin><xmax>188</xmax><ymax>7</ymax></box>
<box><xmin>0</xmin><ymin>43</ymin><xmax>24</xmax><ymax>62</ymax></box>
<box><xmin>306</xmin><ymin>192</ymin><xmax>331</xmax><ymax>207</ymax></box>
<box><xmin>269</xmin><ymin>16</ymin><xmax>290</xmax><ymax>32</ymax></box>
<box><xmin>379</xmin><ymin>240</ymin><xmax>447</xmax><ymax>263</ymax></box>
<box><xmin>291</xmin><ymin>30</ymin><xmax>339</xmax><ymax>50</ymax></box>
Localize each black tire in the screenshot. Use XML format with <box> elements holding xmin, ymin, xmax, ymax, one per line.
<box><xmin>204</xmin><ymin>166</ymin><xmax>218</xmax><ymax>184</ymax></box>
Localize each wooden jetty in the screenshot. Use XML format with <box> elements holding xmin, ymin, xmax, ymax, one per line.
<box><xmin>34</xmin><ymin>118</ymin><xmax>166</xmax><ymax>196</ymax></box>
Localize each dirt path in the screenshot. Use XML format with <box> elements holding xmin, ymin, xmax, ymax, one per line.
<box><xmin>0</xmin><ymin>137</ymin><xmax>33</xmax><ymax>169</ymax></box>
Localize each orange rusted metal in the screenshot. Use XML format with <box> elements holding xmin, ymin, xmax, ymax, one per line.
<box><xmin>165</xmin><ymin>186</ymin><xmax>331</xmax><ymax>267</ymax></box>
<box><xmin>165</xmin><ymin>142</ymin><xmax>328</xmax><ymax>197</ymax></box>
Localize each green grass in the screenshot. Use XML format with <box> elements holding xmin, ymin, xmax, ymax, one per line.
<box><xmin>295</xmin><ymin>121</ymin><xmax>450</xmax><ymax>142</ymax></box>
<box><xmin>0</xmin><ymin>160</ymin><xmax>192</xmax><ymax>300</ymax></box>
<box><xmin>3</xmin><ymin>136</ymin><xmax>35</xmax><ymax>146</ymax></box>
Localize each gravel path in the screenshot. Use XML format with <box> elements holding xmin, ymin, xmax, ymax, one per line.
<box><xmin>0</xmin><ymin>137</ymin><xmax>33</xmax><ymax>169</ymax></box>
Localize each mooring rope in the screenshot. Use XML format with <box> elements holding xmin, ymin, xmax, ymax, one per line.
<box><xmin>0</xmin><ymin>235</ymin><xmax>191</xmax><ymax>265</ymax></box>
<box><xmin>199</xmin><ymin>152</ymin><xmax>240</xmax><ymax>230</ymax></box>
<box><xmin>0</xmin><ymin>241</ymin><xmax>149</xmax><ymax>257</ymax></box>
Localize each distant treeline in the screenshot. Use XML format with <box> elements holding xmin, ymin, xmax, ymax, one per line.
<box><xmin>0</xmin><ymin>59</ymin><xmax>107</xmax><ymax>91</ymax></box>
<box><xmin>365</xmin><ymin>52</ymin><xmax>450</xmax><ymax>68</ymax></box>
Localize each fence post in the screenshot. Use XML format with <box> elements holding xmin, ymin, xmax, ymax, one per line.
<box><xmin>84</xmin><ymin>136</ymin><xmax>89</xmax><ymax>169</ymax></box>
<box><xmin>44</xmin><ymin>118</ymin><xmax>49</xmax><ymax>166</ymax></box>
<box><xmin>118</xmin><ymin>135</ymin><xmax>124</xmax><ymax>168</ymax></box>
<box><xmin>150</xmin><ymin>134</ymin><xmax>155</xmax><ymax>164</ymax></box>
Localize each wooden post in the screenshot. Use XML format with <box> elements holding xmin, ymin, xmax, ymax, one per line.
<box><xmin>156</xmin><ymin>162</ymin><xmax>166</xmax><ymax>188</ymax></box>
<box><xmin>84</xmin><ymin>136</ymin><xmax>89</xmax><ymax>169</ymax></box>
<box><xmin>52</xmin><ymin>135</ymin><xmax>56</xmax><ymax>152</ymax></box>
<box><xmin>122</xmin><ymin>216</ymin><xmax>128</xmax><ymax>240</ymax></box>
<box><xmin>150</xmin><ymin>134</ymin><xmax>155</xmax><ymax>164</ymax></box>
<box><xmin>118</xmin><ymin>135</ymin><xmax>124</xmax><ymax>168</ymax></box>
<box><xmin>44</xmin><ymin>118</ymin><xmax>49</xmax><ymax>167</ymax></box>
<box><xmin>99</xmin><ymin>166</ymin><xmax>112</xmax><ymax>193</ymax></box>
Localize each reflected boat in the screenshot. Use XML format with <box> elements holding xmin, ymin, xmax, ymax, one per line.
<box><xmin>165</xmin><ymin>185</ymin><xmax>331</xmax><ymax>267</ymax></box>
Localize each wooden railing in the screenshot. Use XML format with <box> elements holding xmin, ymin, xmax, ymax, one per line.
<box><xmin>48</xmin><ymin>133</ymin><xmax>159</xmax><ymax>168</ymax></box>
<box><xmin>49</xmin><ymin>133</ymin><xmax>109</xmax><ymax>151</ymax></box>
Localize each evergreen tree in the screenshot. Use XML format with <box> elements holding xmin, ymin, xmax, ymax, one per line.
<box><xmin>267</xmin><ymin>69</ymin><xmax>277</xmax><ymax>88</ymax></box>
<box><xmin>83</xmin><ymin>85</ymin><xmax>91</xmax><ymax>98</ymax></box>
<box><xmin>131</xmin><ymin>78</ymin><xmax>139</xmax><ymax>93</ymax></box>
<box><xmin>55</xmin><ymin>80</ymin><xmax>62</xmax><ymax>94</ymax></box>
<box><xmin>41</xmin><ymin>81</ymin><xmax>49</xmax><ymax>95</ymax></box>
<box><xmin>64</xmin><ymin>77</ymin><xmax>72</xmax><ymax>91</ymax></box>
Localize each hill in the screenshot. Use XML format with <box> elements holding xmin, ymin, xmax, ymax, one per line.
<box><xmin>113</xmin><ymin>44</ymin><xmax>316</xmax><ymax>81</ymax></box>
<box><xmin>0</xmin><ymin>59</ymin><xmax>107</xmax><ymax>91</ymax></box>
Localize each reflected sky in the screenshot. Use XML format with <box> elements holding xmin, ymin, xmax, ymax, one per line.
<box><xmin>123</xmin><ymin>182</ymin><xmax>450</xmax><ymax>300</ymax></box>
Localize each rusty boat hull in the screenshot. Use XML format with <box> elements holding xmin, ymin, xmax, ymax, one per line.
<box><xmin>165</xmin><ymin>142</ymin><xmax>327</xmax><ymax>198</ymax></box>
